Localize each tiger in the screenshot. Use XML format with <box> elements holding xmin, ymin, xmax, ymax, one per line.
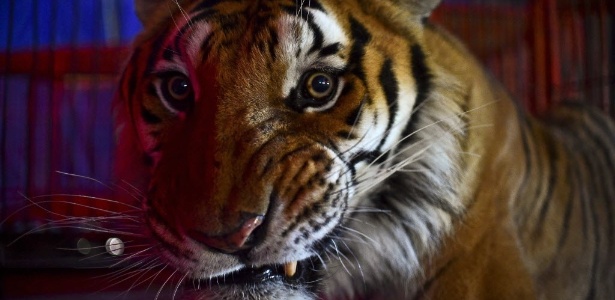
<box><xmin>113</xmin><ymin>0</ymin><xmax>615</xmax><ymax>299</ymax></box>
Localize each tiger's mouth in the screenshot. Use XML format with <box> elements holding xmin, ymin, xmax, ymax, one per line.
<box><xmin>205</xmin><ymin>258</ymin><xmax>318</xmax><ymax>287</ymax></box>
<box><xmin>145</xmin><ymin>201</ymin><xmax>329</xmax><ymax>290</ymax></box>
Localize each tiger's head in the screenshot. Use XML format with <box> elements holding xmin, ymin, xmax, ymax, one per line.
<box><xmin>115</xmin><ymin>0</ymin><xmax>468</xmax><ymax>298</ymax></box>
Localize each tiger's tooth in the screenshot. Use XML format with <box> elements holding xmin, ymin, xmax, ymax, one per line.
<box><xmin>284</xmin><ymin>261</ymin><xmax>298</xmax><ymax>278</ymax></box>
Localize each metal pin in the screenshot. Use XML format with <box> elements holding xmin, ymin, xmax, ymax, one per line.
<box><xmin>76</xmin><ymin>238</ymin><xmax>92</xmax><ymax>255</ymax></box>
<box><xmin>105</xmin><ymin>237</ymin><xmax>125</xmax><ymax>256</ymax></box>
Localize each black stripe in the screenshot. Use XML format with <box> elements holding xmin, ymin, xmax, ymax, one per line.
<box><xmin>580</xmin><ymin>148</ymin><xmax>599</xmax><ymax>300</ymax></box>
<box><xmin>583</xmin><ymin>108</ymin><xmax>615</xmax><ymax>260</ymax></box>
<box><xmin>521</xmin><ymin>122</ymin><xmax>545</xmax><ymax>232</ymax></box>
<box><xmin>401</xmin><ymin>44</ymin><xmax>432</xmax><ymax>139</ymax></box>
<box><xmin>201</xmin><ymin>33</ymin><xmax>215</xmax><ymax>61</ymax></box>
<box><xmin>532</xmin><ymin>132</ymin><xmax>558</xmax><ymax>238</ymax></box>
<box><xmin>175</xmin><ymin>18</ymin><xmax>211</xmax><ymax>52</ymax></box>
<box><xmin>148</xmin><ymin>143</ymin><xmax>162</xmax><ymax>154</ymax></box>
<box><xmin>345</xmin><ymin>101</ymin><xmax>362</xmax><ymax>126</ymax></box>
<box><xmin>350</xmin><ymin>150</ymin><xmax>381</xmax><ymax>167</ymax></box>
<box><xmin>553</xmin><ymin>105</ymin><xmax>615</xmax><ymax>263</ymax></box>
<box><xmin>218</xmin><ymin>13</ymin><xmax>240</xmax><ymax>31</ymax></box>
<box><xmin>284</xmin><ymin>87</ymin><xmax>301</xmax><ymax>112</ymax></box>
<box><xmin>324</xmin><ymin>137</ymin><xmax>342</xmax><ymax>153</ymax></box>
<box><xmin>578</xmin><ymin>158</ymin><xmax>590</xmax><ymax>242</ymax></box>
<box><xmin>376</xmin><ymin>194</ymin><xmax>406</xmax><ymax>223</ymax></box>
<box><xmin>162</xmin><ymin>48</ymin><xmax>175</xmax><ymax>61</ymax></box>
<box><xmin>142</xmin><ymin>153</ymin><xmax>154</xmax><ymax>167</ymax></box>
<box><xmin>191</xmin><ymin>2</ymin><xmax>222</xmax><ymax>21</ymax></box>
<box><xmin>282</xmin><ymin>185</ymin><xmax>337</xmax><ymax>238</ymax></box>
<box><xmin>305</xmin><ymin>18</ymin><xmax>324</xmax><ymax>55</ymax></box>
<box><xmin>278</xmin><ymin>5</ymin><xmax>324</xmax><ymax>56</ymax></box>
<box><xmin>125</xmin><ymin>65</ymin><xmax>138</xmax><ymax>100</ymax></box>
<box><xmin>193</xmin><ymin>0</ymin><xmax>228</xmax><ymax>12</ymax></box>
<box><xmin>146</xmin><ymin>203</ymin><xmax>186</xmax><ymax>247</ymax></box>
<box><xmin>580</xmin><ymin>113</ymin><xmax>615</xmax><ymax>257</ymax></box>
<box><xmin>147</xmin><ymin>83</ymin><xmax>157</xmax><ymax>96</ymax></box>
<box><xmin>377</xmin><ymin>58</ymin><xmax>399</xmax><ymax>152</ymax></box>
<box><xmin>175</xmin><ymin>9</ymin><xmax>219</xmax><ymax>51</ymax></box>
<box><xmin>256</xmin><ymin>37</ymin><xmax>272</xmax><ymax>59</ymax></box>
<box><xmin>410</xmin><ymin>45</ymin><xmax>431</xmax><ymax>107</ymax></box>
<box><xmin>302</xmin><ymin>0</ymin><xmax>324</xmax><ymax>12</ymax></box>
<box><xmin>280</xmin><ymin>5</ymin><xmax>297</xmax><ymax>16</ymax></box>
<box><xmin>268</xmin><ymin>30</ymin><xmax>279</xmax><ymax>60</ymax></box>
<box><xmin>374</xmin><ymin>150</ymin><xmax>390</xmax><ymax>165</ymax></box>
<box><xmin>336</xmin><ymin>131</ymin><xmax>354</xmax><ymax>139</ymax></box>
<box><xmin>141</xmin><ymin>106</ymin><xmax>162</xmax><ymax>124</ymax></box>
<box><xmin>571</xmin><ymin>116</ymin><xmax>611</xmax><ymax>300</ymax></box>
<box><xmin>277</xmin><ymin>144</ymin><xmax>314</xmax><ymax>166</ymax></box>
<box><xmin>414</xmin><ymin>258</ymin><xmax>456</xmax><ymax>300</ymax></box>
<box><xmin>376</xmin><ymin>177</ymin><xmax>458</xmax><ymax>228</ymax></box>
<box><xmin>146</xmin><ymin>34</ymin><xmax>167</xmax><ymax>74</ymax></box>
<box><xmin>281</xmin><ymin>0</ymin><xmax>325</xmax><ymax>15</ymax></box>
<box><xmin>515</xmin><ymin>115</ymin><xmax>533</xmax><ymax>226</ymax></box>
<box><xmin>556</xmin><ymin>160</ymin><xmax>575</xmax><ymax>250</ymax></box>
<box><xmin>348</xmin><ymin>16</ymin><xmax>371</xmax><ymax>82</ymax></box>
<box><xmin>385</xmin><ymin>172</ymin><xmax>459</xmax><ymax>216</ymax></box>
<box><xmin>319</xmin><ymin>42</ymin><xmax>341</xmax><ymax>57</ymax></box>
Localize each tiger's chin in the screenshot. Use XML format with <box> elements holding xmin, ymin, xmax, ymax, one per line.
<box><xmin>182</xmin><ymin>276</ymin><xmax>317</xmax><ymax>300</ymax></box>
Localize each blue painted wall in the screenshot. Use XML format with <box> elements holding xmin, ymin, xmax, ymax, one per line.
<box><xmin>0</xmin><ymin>0</ymin><xmax>141</xmax><ymax>51</ymax></box>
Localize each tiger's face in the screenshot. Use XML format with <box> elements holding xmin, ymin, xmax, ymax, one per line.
<box><xmin>116</xmin><ymin>0</ymin><xmax>460</xmax><ymax>298</ymax></box>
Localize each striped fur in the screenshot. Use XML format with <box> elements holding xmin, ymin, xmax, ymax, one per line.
<box><xmin>114</xmin><ymin>0</ymin><xmax>615</xmax><ymax>299</ymax></box>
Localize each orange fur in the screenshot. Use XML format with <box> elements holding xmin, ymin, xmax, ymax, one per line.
<box><xmin>115</xmin><ymin>0</ymin><xmax>615</xmax><ymax>298</ymax></box>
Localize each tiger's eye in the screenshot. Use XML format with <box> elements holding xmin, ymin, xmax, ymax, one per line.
<box><xmin>159</xmin><ymin>73</ymin><xmax>194</xmax><ymax>112</ymax></box>
<box><xmin>305</xmin><ymin>72</ymin><xmax>335</xmax><ymax>100</ymax></box>
<box><xmin>167</xmin><ymin>75</ymin><xmax>192</xmax><ymax>101</ymax></box>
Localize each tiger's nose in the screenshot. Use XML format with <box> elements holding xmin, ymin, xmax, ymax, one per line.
<box><xmin>187</xmin><ymin>214</ymin><xmax>264</xmax><ymax>253</ymax></box>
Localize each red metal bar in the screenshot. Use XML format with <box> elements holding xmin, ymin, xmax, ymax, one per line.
<box><xmin>0</xmin><ymin>47</ymin><xmax>130</xmax><ymax>78</ymax></box>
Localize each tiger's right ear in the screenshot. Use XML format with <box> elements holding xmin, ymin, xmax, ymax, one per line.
<box><xmin>134</xmin><ymin>0</ymin><xmax>166</xmax><ymax>25</ymax></box>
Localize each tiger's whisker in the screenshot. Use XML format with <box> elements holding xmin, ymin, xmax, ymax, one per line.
<box><xmin>173</xmin><ymin>272</ymin><xmax>190</xmax><ymax>300</ymax></box>
<box><xmin>156</xmin><ymin>269</ymin><xmax>179</xmax><ymax>300</ymax></box>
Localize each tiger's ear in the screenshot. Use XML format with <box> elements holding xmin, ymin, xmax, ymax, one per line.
<box><xmin>134</xmin><ymin>0</ymin><xmax>195</xmax><ymax>25</ymax></box>
<box><xmin>390</xmin><ymin>0</ymin><xmax>442</xmax><ymax>17</ymax></box>
<box><xmin>134</xmin><ymin>0</ymin><xmax>167</xmax><ymax>24</ymax></box>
